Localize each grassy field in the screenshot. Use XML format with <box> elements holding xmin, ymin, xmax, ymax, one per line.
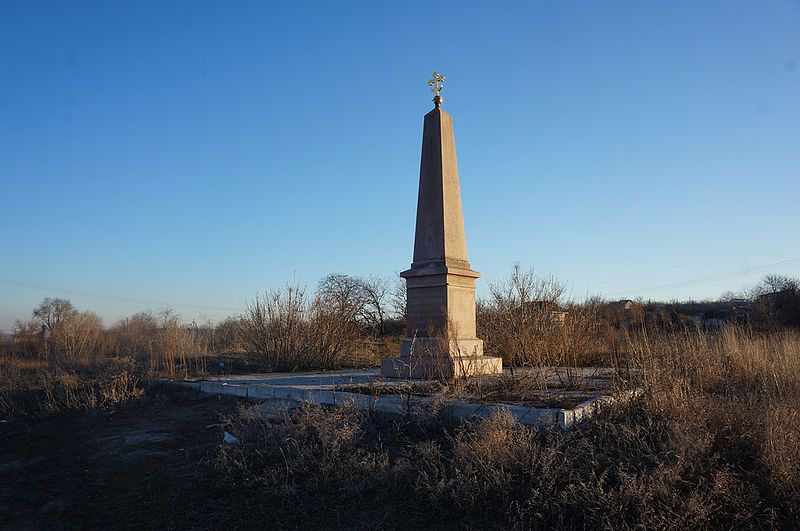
<box><xmin>1</xmin><ymin>324</ymin><xmax>799</xmax><ymax>529</ymax></box>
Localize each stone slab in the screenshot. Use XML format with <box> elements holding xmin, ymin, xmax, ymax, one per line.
<box><xmin>149</xmin><ymin>368</ymin><xmax>632</xmax><ymax>430</ymax></box>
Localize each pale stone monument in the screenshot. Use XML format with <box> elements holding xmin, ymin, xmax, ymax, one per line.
<box><xmin>381</xmin><ymin>73</ymin><xmax>503</xmax><ymax>379</ymax></box>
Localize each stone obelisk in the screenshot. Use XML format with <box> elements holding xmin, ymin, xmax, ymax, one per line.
<box><xmin>381</xmin><ymin>73</ymin><xmax>502</xmax><ymax>379</ymax></box>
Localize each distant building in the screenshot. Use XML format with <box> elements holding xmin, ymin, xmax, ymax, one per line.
<box><xmin>604</xmin><ymin>299</ymin><xmax>644</xmax><ymax>328</ymax></box>
<box><xmin>756</xmin><ymin>289</ymin><xmax>800</xmax><ymax>327</ymax></box>
<box><xmin>608</xmin><ymin>299</ymin><xmax>639</xmax><ymax>312</ymax></box>
<box><xmin>757</xmin><ymin>289</ymin><xmax>795</xmax><ymax>304</ymax></box>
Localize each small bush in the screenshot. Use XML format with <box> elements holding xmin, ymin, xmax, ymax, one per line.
<box><xmin>240</xmin><ymin>283</ymin><xmax>365</xmax><ymax>371</ymax></box>
<box><xmin>478</xmin><ymin>264</ymin><xmax>614</xmax><ymax>369</ymax></box>
<box><xmin>213</xmin><ymin>395</ymin><xmax>794</xmax><ymax>529</ymax></box>
<box><xmin>39</xmin><ymin>366</ymin><xmax>143</xmax><ymax>413</ymax></box>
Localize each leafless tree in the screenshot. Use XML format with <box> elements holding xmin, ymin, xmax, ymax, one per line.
<box><xmin>32</xmin><ymin>298</ymin><xmax>103</xmax><ymax>360</ymax></box>
<box><xmin>318</xmin><ymin>274</ymin><xmax>392</xmax><ymax>336</ymax></box>
<box><xmin>359</xmin><ymin>276</ymin><xmax>389</xmax><ymax>336</ymax></box>
<box><xmin>8</xmin><ymin>319</ymin><xmax>43</xmax><ymax>358</ymax></box>
<box><xmin>33</xmin><ymin>298</ymin><xmax>77</xmax><ymax>335</ymax></box>
<box><xmin>758</xmin><ymin>274</ymin><xmax>799</xmax><ymax>295</ymax></box>
<box><xmin>318</xmin><ymin>274</ymin><xmax>364</xmax><ymax>319</ymax></box>
<box><xmin>390</xmin><ymin>276</ymin><xmax>407</xmax><ymax>321</ymax></box>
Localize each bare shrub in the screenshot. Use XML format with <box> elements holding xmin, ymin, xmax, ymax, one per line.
<box><xmin>39</xmin><ymin>365</ymin><xmax>143</xmax><ymax>413</ymax></box>
<box><xmin>478</xmin><ymin>264</ymin><xmax>613</xmax><ymax>376</ymax></box>
<box><xmin>31</xmin><ymin>298</ymin><xmax>104</xmax><ymax>361</ymax></box>
<box><xmin>209</xmin><ymin>322</ymin><xmax>800</xmax><ymax>528</ymax></box>
<box><xmin>208</xmin><ymin>316</ymin><xmax>247</xmax><ymax>353</ymax></box>
<box><xmin>108</xmin><ymin>311</ymin><xmax>158</xmax><ymax>359</ymax></box>
<box><xmin>390</xmin><ymin>275</ymin><xmax>407</xmax><ymax>322</ymax></box>
<box><xmin>7</xmin><ymin>319</ymin><xmax>44</xmax><ymax>359</ymax></box>
<box><xmin>106</xmin><ymin>309</ymin><xmax>207</xmax><ymax>378</ymax></box>
<box><xmin>241</xmin><ymin>283</ymin><xmax>364</xmax><ymax>371</ymax></box>
<box><xmin>218</xmin><ymin>402</ymin><xmax>388</xmax><ymax>496</ymax></box>
<box><xmin>213</xmin><ymin>395</ymin><xmax>787</xmax><ymax>528</ymax></box>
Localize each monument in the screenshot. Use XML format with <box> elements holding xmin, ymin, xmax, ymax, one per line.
<box><xmin>381</xmin><ymin>73</ymin><xmax>503</xmax><ymax>379</ymax></box>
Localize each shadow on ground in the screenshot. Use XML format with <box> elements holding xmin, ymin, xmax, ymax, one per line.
<box><xmin>0</xmin><ymin>389</ymin><xmax>242</xmax><ymax>529</ymax></box>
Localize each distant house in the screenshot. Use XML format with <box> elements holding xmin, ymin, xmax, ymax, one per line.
<box><xmin>758</xmin><ymin>289</ymin><xmax>795</xmax><ymax>304</ymax></box>
<box><xmin>605</xmin><ymin>299</ymin><xmax>644</xmax><ymax>328</ymax></box>
<box><xmin>608</xmin><ymin>299</ymin><xmax>638</xmax><ymax>312</ymax></box>
<box><xmin>756</xmin><ymin>289</ymin><xmax>800</xmax><ymax>327</ymax></box>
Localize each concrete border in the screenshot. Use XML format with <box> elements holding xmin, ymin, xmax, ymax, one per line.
<box><xmin>146</xmin><ymin>378</ymin><xmax>639</xmax><ymax>430</ymax></box>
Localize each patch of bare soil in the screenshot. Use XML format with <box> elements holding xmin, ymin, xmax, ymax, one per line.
<box><xmin>0</xmin><ymin>389</ymin><xmax>243</xmax><ymax>530</ymax></box>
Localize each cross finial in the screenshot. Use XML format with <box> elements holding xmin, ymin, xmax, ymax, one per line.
<box><xmin>428</xmin><ymin>71</ymin><xmax>446</xmax><ymax>107</ymax></box>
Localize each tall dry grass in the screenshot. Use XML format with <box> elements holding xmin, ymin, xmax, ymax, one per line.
<box><xmin>624</xmin><ymin>325</ymin><xmax>800</xmax><ymax>510</ymax></box>
<box><xmin>0</xmin><ymin>356</ymin><xmax>143</xmax><ymax>417</ymax></box>
<box><xmin>107</xmin><ymin>310</ymin><xmax>207</xmax><ymax>378</ymax></box>
<box><xmin>627</xmin><ymin>325</ymin><xmax>800</xmax><ymax>405</ymax></box>
<box><xmin>213</xmin><ymin>324</ymin><xmax>800</xmax><ymax>528</ymax></box>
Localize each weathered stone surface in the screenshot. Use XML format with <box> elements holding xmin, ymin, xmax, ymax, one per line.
<box><xmin>381</xmin><ymin>352</ymin><xmax>502</xmax><ymax>379</ymax></box>
<box><xmin>382</xmin><ymin>104</ymin><xmax>502</xmax><ymax>378</ymax></box>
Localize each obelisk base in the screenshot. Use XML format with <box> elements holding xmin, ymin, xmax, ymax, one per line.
<box><xmin>381</xmin><ymin>337</ymin><xmax>503</xmax><ymax>379</ymax></box>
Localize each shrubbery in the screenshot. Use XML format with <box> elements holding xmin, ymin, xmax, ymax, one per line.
<box><xmin>215</xmin><ymin>324</ymin><xmax>800</xmax><ymax>528</ymax></box>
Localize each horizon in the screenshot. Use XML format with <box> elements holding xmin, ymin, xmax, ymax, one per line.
<box><xmin>2</xmin><ymin>1</ymin><xmax>799</xmax><ymax>331</ymax></box>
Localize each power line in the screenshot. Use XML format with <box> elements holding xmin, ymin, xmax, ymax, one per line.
<box><xmin>602</xmin><ymin>257</ymin><xmax>800</xmax><ymax>298</ymax></box>
<box><xmin>0</xmin><ymin>277</ymin><xmax>244</xmax><ymax>313</ymax></box>
<box><xmin>4</xmin><ymin>256</ymin><xmax>798</xmax><ymax>309</ymax></box>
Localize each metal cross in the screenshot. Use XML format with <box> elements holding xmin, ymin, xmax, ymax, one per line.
<box><xmin>428</xmin><ymin>71</ymin><xmax>446</xmax><ymax>105</ymax></box>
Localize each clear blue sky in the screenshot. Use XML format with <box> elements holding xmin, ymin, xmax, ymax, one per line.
<box><xmin>1</xmin><ymin>1</ymin><xmax>799</xmax><ymax>330</ymax></box>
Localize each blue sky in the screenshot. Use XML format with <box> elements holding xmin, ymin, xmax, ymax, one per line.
<box><xmin>1</xmin><ymin>1</ymin><xmax>799</xmax><ymax>330</ymax></box>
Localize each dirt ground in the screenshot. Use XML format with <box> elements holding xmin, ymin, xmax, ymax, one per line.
<box><xmin>0</xmin><ymin>389</ymin><xmax>243</xmax><ymax>530</ymax></box>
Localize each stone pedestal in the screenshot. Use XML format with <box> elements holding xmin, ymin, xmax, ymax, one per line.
<box><xmin>381</xmin><ymin>102</ymin><xmax>502</xmax><ymax>379</ymax></box>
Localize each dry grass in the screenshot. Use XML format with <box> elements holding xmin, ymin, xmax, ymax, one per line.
<box><xmin>0</xmin><ymin>355</ymin><xmax>144</xmax><ymax>417</ymax></box>
<box><xmin>628</xmin><ymin>325</ymin><xmax>800</xmax><ymax>404</ymax></box>
<box><xmin>213</xmin><ymin>325</ymin><xmax>800</xmax><ymax>529</ymax></box>
<box><xmin>478</xmin><ymin>264</ymin><xmax>615</xmax><ymax>368</ymax></box>
<box><xmin>38</xmin><ymin>367</ymin><xmax>143</xmax><ymax>413</ymax></box>
<box><xmin>3</xmin><ymin>290</ymin><xmax>799</xmax><ymax>527</ymax></box>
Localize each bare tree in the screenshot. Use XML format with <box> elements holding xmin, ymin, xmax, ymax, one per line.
<box><xmin>32</xmin><ymin>298</ymin><xmax>102</xmax><ymax>360</ymax></box>
<box><xmin>317</xmin><ymin>274</ymin><xmax>392</xmax><ymax>336</ymax></box>
<box><xmin>390</xmin><ymin>276</ymin><xmax>407</xmax><ymax>321</ymax></box>
<box><xmin>758</xmin><ymin>274</ymin><xmax>800</xmax><ymax>295</ymax></box>
<box><xmin>318</xmin><ymin>274</ymin><xmax>364</xmax><ymax>319</ymax></box>
<box><xmin>33</xmin><ymin>298</ymin><xmax>77</xmax><ymax>335</ymax></box>
<box><xmin>9</xmin><ymin>319</ymin><xmax>43</xmax><ymax>358</ymax></box>
<box><xmin>751</xmin><ymin>274</ymin><xmax>800</xmax><ymax>329</ymax></box>
<box><xmin>359</xmin><ymin>276</ymin><xmax>389</xmax><ymax>336</ymax></box>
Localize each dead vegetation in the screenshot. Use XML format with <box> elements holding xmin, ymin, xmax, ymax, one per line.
<box><xmin>0</xmin><ymin>356</ymin><xmax>143</xmax><ymax>418</ymax></box>
<box><xmin>240</xmin><ymin>282</ymin><xmax>370</xmax><ymax>371</ymax></box>
<box><xmin>212</xmin><ymin>324</ymin><xmax>800</xmax><ymax>529</ymax></box>
<box><xmin>479</xmin><ymin>263</ymin><xmax>615</xmax><ymax>369</ymax></box>
<box><xmin>2</xmin><ymin>271</ymin><xmax>800</xmax><ymax>528</ymax></box>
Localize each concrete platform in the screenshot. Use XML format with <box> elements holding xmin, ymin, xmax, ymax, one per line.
<box><xmin>380</xmin><ymin>354</ymin><xmax>503</xmax><ymax>379</ymax></box>
<box><xmin>150</xmin><ymin>367</ymin><xmax>636</xmax><ymax>430</ymax></box>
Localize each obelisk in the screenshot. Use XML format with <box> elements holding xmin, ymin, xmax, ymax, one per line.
<box><xmin>381</xmin><ymin>72</ymin><xmax>503</xmax><ymax>379</ymax></box>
